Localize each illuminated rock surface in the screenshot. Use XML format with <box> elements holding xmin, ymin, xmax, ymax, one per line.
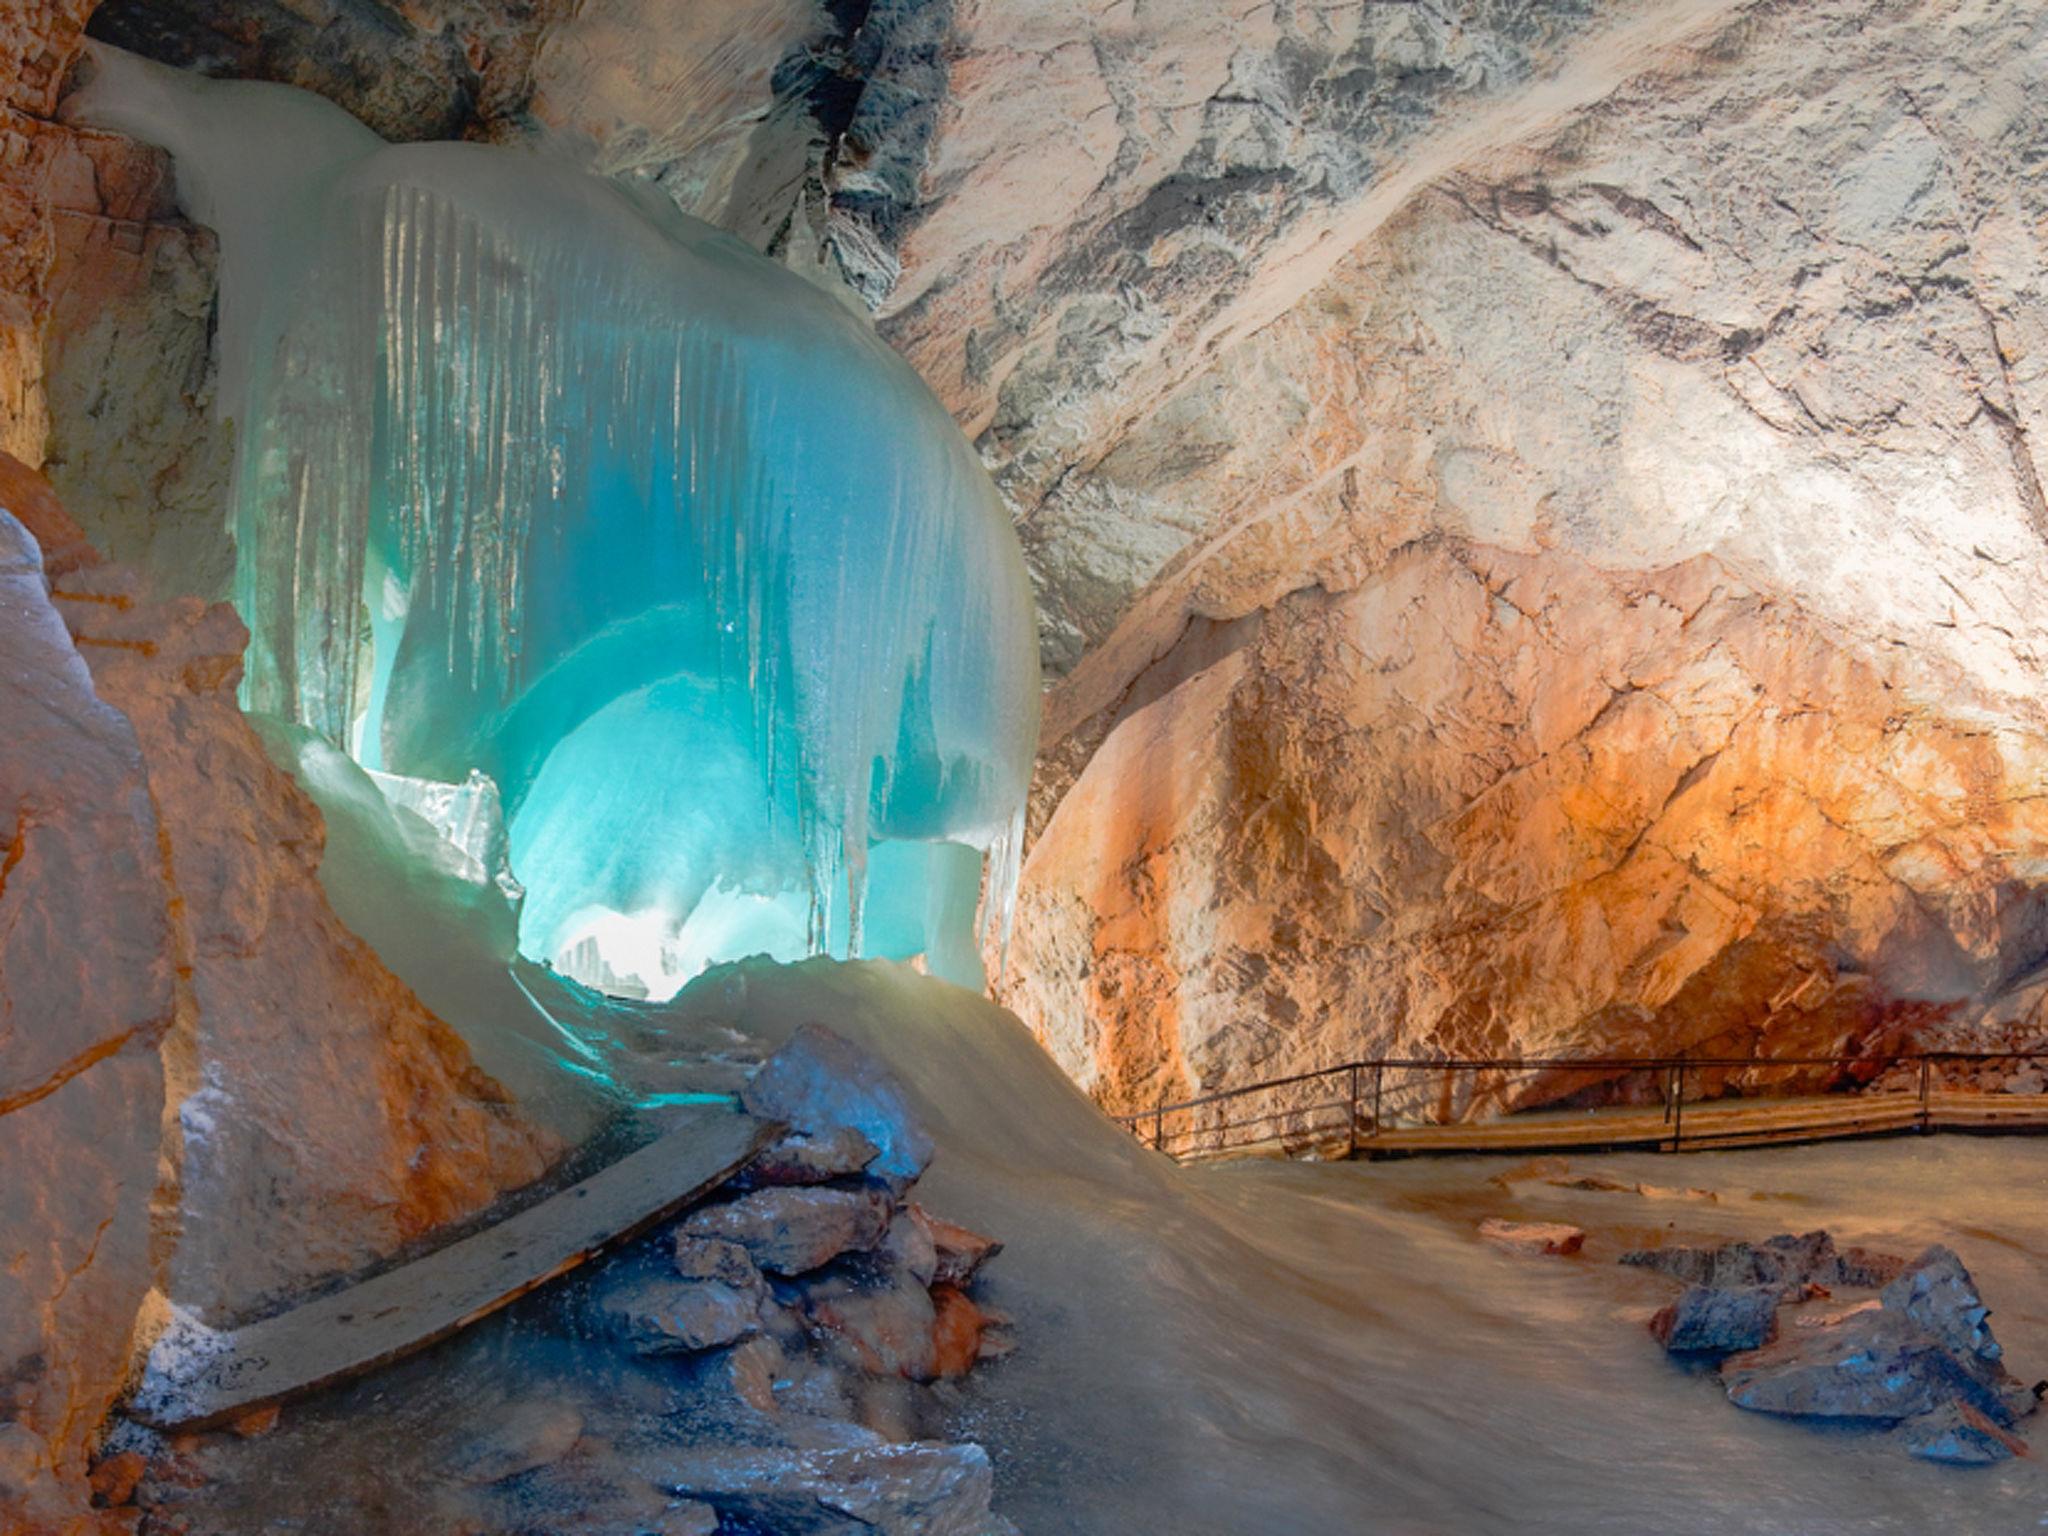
<box><xmin>37</xmin><ymin>2</ymin><xmax>2048</xmax><ymax>1108</ymax></box>
<box><xmin>0</xmin><ymin>507</ymin><xmax>167</xmax><ymax>1534</ymax></box>
<box><xmin>992</xmin><ymin>0</ymin><xmax>2048</xmax><ymax>1111</ymax></box>
<box><xmin>0</xmin><ymin>470</ymin><xmax>554</xmax><ymax>1531</ymax></box>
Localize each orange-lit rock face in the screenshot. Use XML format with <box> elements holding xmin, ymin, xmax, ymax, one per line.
<box><xmin>0</xmin><ymin>0</ymin><xmax>99</xmax><ymax>461</ymax></box>
<box><xmin>52</xmin><ymin>555</ymin><xmax>559</xmax><ymax>1318</ymax></box>
<box><xmin>0</xmin><ymin>465</ymin><xmax>555</xmax><ymax>1531</ymax></box>
<box><xmin>1007</xmin><ymin>547</ymin><xmax>2048</xmax><ymax>1114</ymax></box>
<box><xmin>987</xmin><ymin>0</ymin><xmax>2048</xmax><ymax>1112</ymax></box>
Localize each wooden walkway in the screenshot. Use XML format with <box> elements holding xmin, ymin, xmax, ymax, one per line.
<box><xmin>130</xmin><ymin>1105</ymin><xmax>776</xmax><ymax>1431</ymax></box>
<box><xmin>1173</xmin><ymin>1091</ymin><xmax>2048</xmax><ymax>1165</ymax></box>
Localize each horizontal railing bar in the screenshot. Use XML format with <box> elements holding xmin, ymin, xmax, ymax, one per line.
<box><xmin>1113</xmin><ymin>1049</ymin><xmax>2048</xmax><ymax>1125</ymax></box>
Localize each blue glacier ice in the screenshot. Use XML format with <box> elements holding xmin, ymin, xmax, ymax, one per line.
<box><xmin>67</xmin><ymin>45</ymin><xmax>1039</xmax><ymax>994</ymax></box>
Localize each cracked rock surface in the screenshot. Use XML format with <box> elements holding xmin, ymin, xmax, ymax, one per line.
<box><xmin>17</xmin><ymin>0</ymin><xmax>2048</xmax><ymax>1115</ymax></box>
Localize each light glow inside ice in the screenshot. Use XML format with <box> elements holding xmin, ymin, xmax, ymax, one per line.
<box><xmin>70</xmin><ymin>46</ymin><xmax>1039</xmax><ymax>995</ymax></box>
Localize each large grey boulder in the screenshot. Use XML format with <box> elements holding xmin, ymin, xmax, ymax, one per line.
<box><xmin>1721</xmin><ymin>1248</ymin><xmax>2037</xmax><ymax>1433</ymax></box>
<box><xmin>742</xmin><ymin>1025</ymin><xmax>934</xmax><ymax>1186</ymax></box>
<box><xmin>682</xmin><ymin>1186</ymin><xmax>893</xmax><ymax>1278</ymax></box>
<box><xmin>1649</xmin><ymin>1286</ymin><xmax>1778</xmax><ymax>1358</ymax></box>
<box><xmin>659</xmin><ymin>1440</ymin><xmax>1017</xmax><ymax>1536</ymax></box>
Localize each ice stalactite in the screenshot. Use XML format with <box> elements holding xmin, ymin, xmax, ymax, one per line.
<box><xmin>66</xmin><ymin>45</ymin><xmax>1040</xmax><ymax>995</ymax></box>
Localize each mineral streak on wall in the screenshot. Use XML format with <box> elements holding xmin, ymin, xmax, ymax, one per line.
<box><xmin>64</xmin><ymin>46</ymin><xmax>1041</xmax><ymax>994</ymax></box>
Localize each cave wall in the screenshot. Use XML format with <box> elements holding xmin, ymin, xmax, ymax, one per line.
<box><xmin>16</xmin><ymin>1</ymin><xmax>2048</xmax><ymax>1124</ymax></box>
<box><xmin>989</xmin><ymin>0</ymin><xmax>2048</xmax><ymax>1109</ymax></box>
<box><xmin>1</xmin><ymin>14</ymin><xmax>561</xmax><ymax>1520</ymax></box>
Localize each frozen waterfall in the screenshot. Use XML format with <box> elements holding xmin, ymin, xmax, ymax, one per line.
<box><xmin>66</xmin><ymin>46</ymin><xmax>1039</xmax><ymax>994</ymax></box>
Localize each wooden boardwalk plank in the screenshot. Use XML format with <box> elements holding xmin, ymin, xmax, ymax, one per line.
<box><xmin>130</xmin><ymin>1105</ymin><xmax>777</xmax><ymax>1431</ymax></box>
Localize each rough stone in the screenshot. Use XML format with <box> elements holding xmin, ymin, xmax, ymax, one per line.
<box><xmin>598</xmin><ymin>1274</ymin><xmax>769</xmax><ymax>1357</ymax></box>
<box><xmin>741</xmin><ymin>1025</ymin><xmax>934</xmax><ymax>1185</ymax></box>
<box><xmin>986</xmin><ymin>0</ymin><xmax>2048</xmax><ymax>1114</ymax></box>
<box><xmin>660</xmin><ymin>1439</ymin><xmax>1012</xmax><ymax>1536</ymax></box>
<box><xmin>1881</xmin><ymin>1246</ymin><xmax>2015</xmax><ymax>1390</ymax></box>
<box><xmin>1722</xmin><ymin>1306</ymin><xmax>2019</xmax><ymax>1428</ymax></box>
<box><xmin>913</xmin><ymin>1208</ymin><xmax>1003</xmax><ymax>1291</ymax></box>
<box><xmin>673</xmin><ymin>1234</ymin><xmax>766</xmax><ymax>1288</ymax></box>
<box><xmin>1478</xmin><ymin>1219</ymin><xmax>1586</xmax><ymax>1258</ymax></box>
<box><xmin>797</xmin><ymin>1269</ymin><xmax>941</xmax><ymax>1384</ymax></box>
<box><xmin>1621</xmin><ymin>1232</ymin><xmax>1897</xmax><ymax>1298</ymax></box>
<box><xmin>929</xmin><ymin>1286</ymin><xmax>996</xmax><ymax>1381</ymax></box>
<box><xmin>87</xmin><ymin>1448</ymin><xmax>146</xmax><ymax>1508</ymax></box>
<box><xmin>1649</xmin><ymin>1286</ymin><xmax>1778</xmax><ymax>1358</ymax></box>
<box><xmin>1901</xmin><ymin>1401</ymin><xmax>2030</xmax><ymax>1466</ymax></box>
<box><xmin>682</xmin><ymin>1186</ymin><xmax>894</xmax><ymax>1278</ymax></box>
<box><xmin>0</xmin><ymin>508</ymin><xmax>168</xmax><ymax>1532</ymax></box>
<box><xmin>739</xmin><ymin>1125</ymin><xmax>882</xmax><ymax>1188</ymax></box>
<box><xmin>55</xmin><ymin>558</ymin><xmax>559</xmax><ymax>1319</ymax></box>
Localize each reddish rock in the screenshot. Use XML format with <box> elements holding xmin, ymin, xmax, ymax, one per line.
<box><xmin>929</xmin><ymin>1285</ymin><xmax>996</xmax><ymax>1380</ymax></box>
<box><xmin>1478</xmin><ymin>1219</ymin><xmax>1585</xmax><ymax>1257</ymax></box>
<box><xmin>54</xmin><ymin>559</ymin><xmax>559</xmax><ymax>1318</ymax></box>
<box><xmin>681</xmin><ymin>1186</ymin><xmax>892</xmax><ymax>1277</ymax></box>
<box><xmin>0</xmin><ymin>449</ymin><xmax>97</xmax><ymax>574</ymax></box>
<box><xmin>87</xmin><ymin>1450</ymin><xmax>146</xmax><ymax>1508</ymax></box>
<box><xmin>913</xmin><ymin>1207</ymin><xmax>1004</xmax><ymax>1289</ymax></box>
<box><xmin>227</xmin><ymin>1404</ymin><xmax>280</xmax><ymax>1438</ymax></box>
<box><xmin>798</xmin><ymin>1271</ymin><xmax>940</xmax><ymax>1382</ymax></box>
<box><xmin>0</xmin><ymin>511</ymin><xmax>169</xmax><ymax>1532</ymax></box>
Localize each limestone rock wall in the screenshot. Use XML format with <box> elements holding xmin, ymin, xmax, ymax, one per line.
<box><xmin>19</xmin><ymin>0</ymin><xmax>2048</xmax><ymax>1119</ymax></box>
<box><xmin>0</xmin><ymin>0</ymin><xmax>97</xmax><ymax>462</ymax></box>
<box><xmin>0</xmin><ymin>464</ymin><xmax>557</xmax><ymax>1530</ymax></box>
<box><xmin>993</xmin><ymin>0</ymin><xmax>2048</xmax><ymax>1108</ymax></box>
<box><xmin>0</xmin><ymin>507</ymin><xmax>169</xmax><ymax>1534</ymax></box>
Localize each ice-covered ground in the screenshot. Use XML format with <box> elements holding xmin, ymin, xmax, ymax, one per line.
<box><xmin>242</xmin><ymin>729</ymin><xmax>2048</xmax><ymax>1534</ymax></box>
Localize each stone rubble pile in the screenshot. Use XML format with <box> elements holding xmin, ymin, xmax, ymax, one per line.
<box><xmin>1624</xmin><ymin>1231</ymin><xmax>2042</xmax><ymax>1465</ymax></box>
<box><xmin>88</xmin><ymin>1024</ymin><xmax>1018</xmax><ymax>1535</ymax></box>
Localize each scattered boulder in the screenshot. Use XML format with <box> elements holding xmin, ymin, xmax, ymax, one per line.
<box><xmin>796</xmin><ymin>1271</ymin><xmax>942</xmax><ymax>1382</ymax></box>
<box><xmin>1649</xmin><ymin>1286</ymin><xmax>1778</xmax><ymax>1357</ymax></box>
<box><xmin>741</xmin><ymin>1025</ymin><xmax>935</xmax><ymax>1186</ymax></box>
<box><xmin>1621</xmin><ymin>1231</ymin><xmax>1899</xmax><ymax>1298</ymax></box>
<box><xmin>915</xmin><ymin>1208</ymin><xmax>1004</xmax><ymax>1289</ymax></box>
<box><xmin>683</xmin><ymin>1186</ymin><xmax>893</xmax><ymax>1277</ymax></box>
<box><xmin>882</xmin><ymin>1210</ymin><xmax>940</xmax><ymax>1289</ymax></box>
<box><xmin>930</xmin><ymin>1287</ymin><xmax>998</xmax><ymax>1379</ymax></box>
<box><xmin>1882</xmin><ymin>1246</ymin><xmax>2014</xmax><ymax>1394</ymax></box>
<box><xmin>1478</xmin><ymin>1218</ymin><xmax>1585</xmax><ymax>1256</ymax></box>
<box><xmin>739</xmin><ymin>1125</ymin><xmax>882</xmax><ymax>1188</ymax></box>
<box><xmin>1900</xmin><ymin>1402</ymin><xmax>2031</xmax><ymax>1466</ymax></box>
<box><xmin>673</xmin><ymin>1234</ymin><xmax>766</xmax><ymax>1288</ymax></box>
<box><xmin>659</xmin><ymin>1440</ymin><xmax>1016</xmax><ymax>1536</ymax></box>
<box><xmin>598</xmin><ymin>1273</ymin><xmax>769</xmax><ymax>1356</ymax></box>
<box><xmin>1723</xmin><ymin>1306</ymin><xmax>2010</xmax><ymax>1425</ymax></box>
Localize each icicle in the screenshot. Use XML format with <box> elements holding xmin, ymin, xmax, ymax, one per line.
<box><xmin>70</xmin><ymin>46</ymin><xmax>1041</xmax><ymax>1000</ymax></box>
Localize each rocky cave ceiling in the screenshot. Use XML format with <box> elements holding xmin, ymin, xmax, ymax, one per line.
<box><xmin>8</xmin><ymin>0</ymin><xmax>2048</xmax><ymax>1118</ymax></box>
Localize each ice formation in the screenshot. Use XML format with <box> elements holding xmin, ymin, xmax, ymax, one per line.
<box><xmin>67</xmin><ymin>46</ymin><xmax>1039</xmax><ymax>993</ymax></box>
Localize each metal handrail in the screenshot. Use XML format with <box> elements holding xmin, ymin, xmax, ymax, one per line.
<box><xmin>1113</xmin><ymin>1046</ymin><xmax>2048</xmax><ymax>1160</ymax></box>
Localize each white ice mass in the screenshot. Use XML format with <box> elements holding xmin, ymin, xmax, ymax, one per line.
<box><xmin>66</xmin><ymin>45</ymin><xmax>1040</xmax><ymax>994</ymax></box>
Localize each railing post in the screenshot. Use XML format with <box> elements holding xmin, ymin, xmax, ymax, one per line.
<box><xmin>1347</xmin><ymin>1064</ymin><xmax>1361</xmax><ymax>1159</ymax></box>
<box><xmin>1372</xmin><ymin>1062</ymin><xmax>1385</xmax><ymax>1139</ymax></box>
<box><xmin>1919</xmin><ymin>1057</ymin><xmax>1932</xmax><ymax>1135</ymax></box>
<box><xmin>1154</xmin><ymin>1094</ymin><xmax>1166</xmax><ymax>1154</ymax></box>
<box><xmin>1670</xmin><ymin>1054</ymin><xmax>1685</xmax><ymax>1152</ymax></box>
